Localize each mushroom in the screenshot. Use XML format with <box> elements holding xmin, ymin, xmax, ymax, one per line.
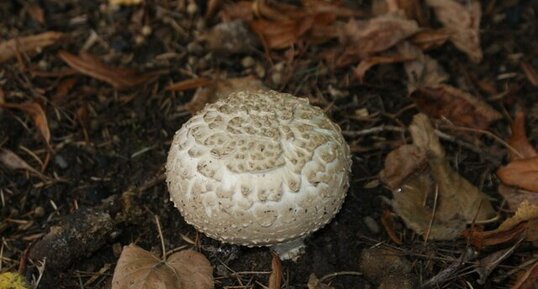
<box><xmin>166</xmin><ymin>89</ymin><xmax>351</xmax><ymax>260</ymax></box>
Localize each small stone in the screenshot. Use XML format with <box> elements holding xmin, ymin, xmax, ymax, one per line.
<box><xmin>363</xmin><ymin>216</ymin><xmax>380</xmax><ymax>234</ymax></box>
<box><xmin>241</xmin><ymin>56</ymin><xmax>255</xmax><ymax>68</ymax></box>
<box><xmin>54</xmin><ymin>155</ymin><xmax>68</xmax><ymax>169</ymax></box>
<box><xmin>254</xmin><ymin>63</ymin><xmax>266</xmax><ymax>78</ymax></box>
<box><xmin>34</xmin><ymin>206</ymin><xmax>46</xmax><ymax>217</ymax></box>
<box><xmin>141</xmin><ymin>25</ymin><xmax>152</xmax><ymax>36</ymax></box>
<box><xmin>204</xmin><ymin>20</ymin><xmax>259</xmax><ymax>54</ymax></box>
<box><xmin>271</xmin><ymin>71</ymin><xmax>282</xmax><ymax>85</ymax></box>
<box><xmin>186</xmin><ymin>2</ymin><xmax>198</xmax><ymax>16</ymax></box>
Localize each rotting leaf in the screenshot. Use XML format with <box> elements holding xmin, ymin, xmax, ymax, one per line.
<box><xmin>0</xmin><ymin>101</ymin><xmax>50</xmax><ymax>144</ymax></box>
<box><xmin>497</xmin><ymin>156</ymin><xmax>538</xmax><ymax>192</ymax></box>
<box><xmin>185</xmin><ymin>76</ymin><xmax>266</xmax><ymax>114</ymax></box>
<box><xmin>498</xmin><ymin>184</ymin><xmax>538</xmax><ymax>211</ymax></box>
<box><xmin>338</xmin><ymin>13</ymin><xmax>420</xmax><ymax>57</ymax></box>
<box><xmin>0</xmin><ymin>31</ymin><xmax>63</xmax><ymax>63</ymax></box>
<box><xmin>0</xmin><ymin>148</ymin><xmax>49</xmax><ymax>181</ymax></box>
<box><xmin>380</xmin><ymin>113</ymin><xmax>495</xmax><ymax>240</ymax></box>
<box><xmin>111</xmin><ymin>244</ymin><xmax>213</xmax><ymax>289</ymax></box>
<box><xmin>409</xmin><ymin>84</ymin><xmax>502</xmax><ymax>130</ymax></box>
<box><xmin>268</xmin><ymin>253</ymin><xmax>282</xmax><ymax>289</ymax></box>
<box><xmin>425</xmin><ymin>0</ymin><xmax>482</xmax><ymax>63</ymax></box>
<box><xmin>58</xmin><ymin>51</ymin><xmax>155</xmax><ymax>90</ymax></box>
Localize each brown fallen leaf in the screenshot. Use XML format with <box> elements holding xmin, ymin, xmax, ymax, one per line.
<box><xmin>507</xmin><ymin>110</ymin><xmax>537</xmax><ymax>161</ymax></box>
<box><xmin>511</xmin><ymin>260</ymin><xmax>538</xmax><ymax>289</ymax></box>
<box><xmin>410</xmin><ymin>28</ymin><xmax>451</xmax><ymax>50</ymax></box>
<box><xmin>520</xmin><ymin>62</ymin><xmax>538</xmax><ymax>87</ymax></box>
<box><xmin>112</xmin><ymin>244</ymin><xmax>213</xmax><ymax>289</ymax></box>
<box><xmin>498</xmin><ymin>184</ymin><xmax>538</xmax><ymax>211</ymax></box>
<box><xmin>184</xmin><ymin>76</ymin><xmax>266</xmax><ymax>114</ymax></box>
<box><xmin>465</xmin><ymin>201</ymin><xmax>538</xmax><ymax>248</ymax></box>
<box><xmin>0</xmin><ymin>101</ymin><xmax>50</xmax><ymax>144</ymax></box>
<box><xmin>58</xmin><ymin>51</ymin><xmax>155</xmax><ymax>90</ymax></box>
<box><xmin>268</xmin><ymin>253</ymin><xmax>282</xmax><ymax>289</ymax></box>
<box><xmin>0</xmin><ymin>31</ymin><xmax>63</xmax><ymax>63</ymax></box>
<box><xmin>0</xmin><ymin>148</ymin><xmax>49</xmax><ymax>181</ymax></box>
<box><xmin>354</xmin><ymin>54</ymin><xmax>415</xmax><ymax>82</ymax></box>
<box><xmin>398</xmin><ymin>42</ymin><xmax>448</xmax><ymax>91</ymax></box>
<box><xmin>338</xmin><ymin>13</ymin><xmax>420</xmax><ymax>57</ymax></box>
<box><xmin>497</xmin><ymin>156</ymin><xmax>538</xmax><ymax>193</ymax></box>
<box><xmin>409</xmin><ymin>84</ymin><xmax>502</xmax><ymax>130</ymax></box>
<box><xmin>425</xmin><ymin>0</ymin><xmax>482</xmax><ymax>63</ymax></box>
<box><xmin>166</xmin><ymin>78</ymin><xmax>213</xmax><ymax>92</ymax></box>
<box><xmin>380</xmin><ymin>113</ymin><xmax>495</xmax><ymax>240</ymax></box>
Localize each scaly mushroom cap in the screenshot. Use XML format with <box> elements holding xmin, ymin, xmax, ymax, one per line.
<box><xmin>166</xmin><ymin>89</ymin><xmax>351</xmax><ymax>246</ymax></box>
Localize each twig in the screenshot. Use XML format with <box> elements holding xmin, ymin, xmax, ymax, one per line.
<box><xmin>154</xmin><ymin>215</ymin><xmax>166</xmax><ymax>261</ymax></box>
<box><xmin>319</xmin><ymin>271</ymin><xmax>363</xmax><ymax>283</ymax></box>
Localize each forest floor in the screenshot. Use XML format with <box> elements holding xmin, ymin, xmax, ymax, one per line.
<box><xmin>1</xmin><ymin>1</ymin><xmax>538</xmax><ymax>289</ymax></box>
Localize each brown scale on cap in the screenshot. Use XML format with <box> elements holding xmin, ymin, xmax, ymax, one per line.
<box><xmin>166</xmin><ymin>89</ymin><xmax>351</xmax><ymax>249</ymax></box>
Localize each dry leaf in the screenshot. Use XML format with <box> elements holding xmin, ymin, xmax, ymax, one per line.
<box><xmin>0</xmin><ymin>102</ymin><xmax>50</xmax><ymax>144</ymax></box>
<box><xmin>498</xmin><ymin>184</ymin><xmax>538</xmax><ymax>211</ymax></box>
<box><xmin>112</xmin><ymin>244</ymin><xmax>213</xmax><ymax>289</ymax></box>
<box><xmin>381</xmin><ymin>113</ymin><xmax>495</xmax><ymax>240</ymax></box>
<box><xmin>497</xmin><ymin>156</ymin><xmax>538</xmax><ymax>192</ymax></box>
<box><xmin>507</xmin><ymin>110</ymin><xmax>537</xmax><ymax>161</ymax></box>
<box><xmin>398</xmin><ymin>42</ymin><xmax>448</xmax><ymax>91</ymax></box>
<box><xmin>25</xmin><ymin>2</ymin><xmax>45</xmax><ymax>24</ymax></box>
<box><xmin>425</xmin><ymin>0</ymin><xmax>482</xmax><ymax>63</ymax></box>
<box><xmin>511</xmin><ymin>260</ymin><xmax>538</xmax><ymax>289</ymax></box>
<box><xmin>465</xmin><ymin>201</ymin><xmax>538</xmax><ymax>248</ymax></box>
<box><xmin>58</xmin><ymin>51</ymin><xmax>154</xmax><ymax>90</ymax></box>
<box><xmin>520</xmin><ymin>62</ymin><xmax>538</xmax><ymax>87</ymax></box>
<box><xmin>268</xmin><ymin>254</ymin><xmax>282</xmax><ymax>289</ymax></box>
<box><xmin>359</xmin><ymin>247</ymin><xmax>413</xmax><ymax>285</ymax></box>
<box><xmin>338</xmin><ymin>13</ymin><xmax>419</xmax><ymax>57</ymax></box>
<box><xmin>184</xmin><ymin>76</ymin><xmax>266</xmax><ymax>114</ymax></box>
<box><xmin>389</xmin><ymin>0</ymin><xmax>429</xmax><ymax>25</ymax></box>
<box><xmin>109</xmin><ymin>0</ymin><xmax>143</xmax><ymax>5</ymax></box>
<box><xmin>354</xmin><ymin>54</ymin><xmax>415</xmax><ymax>82</ymax></box>
<box><xmin>409</xmin><ymin>84</ymin><xmax>502</xmax><ymax>130</ymax></box>
<box><xmin>0</xmin><ymin>31</ymin><xmax>63</xmax><ymax>63</ymax></box>
<box><xmin>166</xmin><ymin>78</ymin><xmax>213</xmax><ymax>92</ymax></box>
<box><xmin>0</xmin><ymin>149</ymin><xmax>49</xmax><ymax>181</ymax></box>
<box><xmin>410</xmin><ymin>28</ymin><xmax>451</xmax><ymax>50</ymax></box>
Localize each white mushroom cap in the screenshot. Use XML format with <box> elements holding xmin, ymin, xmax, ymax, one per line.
<box><xmin>166</xmin><ymin>89</ymin><xmax>351</xmax><ymax>246</ymax></box>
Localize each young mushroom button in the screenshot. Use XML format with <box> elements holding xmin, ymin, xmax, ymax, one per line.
<box><xmin>166</xmin><ymin>89</ymin><xmax>352</xmax><ymax>260</ymax></box>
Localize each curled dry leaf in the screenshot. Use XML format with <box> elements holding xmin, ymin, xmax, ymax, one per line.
<box><xmin>380</xmin><ymin>113</ymin><xmax>495</xmax><ymax>240</ymax></box>
<box><xmin>465</xmin><ymin>201</ymin><xmax>538</xmax><ymax>248</ymax></box>
<box><xmin>498</xmin><ymin>184</ymin><xmax>538</xmax><ymax>211</ymax></box>
<box><xmin>497</xmin><ymin>156</ymin><xmax>538</xmax><ymax>193</ymax></box>
<box><xmin>0</xmin><ymin>31</ymin><xmax>63</xmax><ymax>63</ymax></box>
<box><xmin>354</xmin><ymin>54</ymin><xmax>415</xmax><ymax>82</ymax></box>
<box><xmin>58</xmin><ymin>51</ymin><xmax>155</xmax><ymax>90</ymax></box>
<box><xmin>425</xmin><ymin>0</ymin><xmax>482</xmax><ymax>63</ymax></box>
<box><xmin>184</xmin><ymin>76</ymin><xmax>266</xmax><ymax>114</ymax></box>
<box><xmin>112</xmin><ymin>244</ymin><xmax>213</xmax><ymax>289</ymax></box>
<box><xmin>166</xmin><ymin>78</ymin><xmax>213</xmax><ymax>92</ymax></box>
<box><xmin>338</xmin><ymin>13</ymin><xmax>420</xmax><ymax>57</ymax></box>
<box><xmin>409</xmin><ymin>84</ymin><xmax>502</xmax><ymax>130</ymax></box>
<box><xmin>410</xmin><ymin>28</ymin><xmax>451</xmax><ymax>50</ymax></box>
<box><xmin>268</xmin><ymin>253</ymin><xmax>282</xmax><ymax>289</ymax></box>
<box><xmin>507</xmin><ymin>111</ymin><xmax>537</xmax><ymax>161</ymax></box>
<box><xmin>0</xmin><ymin>101</ymin><xmax>50</xmax><ymax>144</ymax></box>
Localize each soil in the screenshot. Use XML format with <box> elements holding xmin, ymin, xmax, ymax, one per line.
<box><xmin>1</xmin><ymin>1</ymin><xmax>537</xmax><ymax>289</ymax></box>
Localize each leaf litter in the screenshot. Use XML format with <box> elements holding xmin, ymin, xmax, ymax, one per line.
<box><xmin>380</xmin><ymin>113</ymin><xmax>495</xmax><ymax>240</ymax></box>
<box><xmin>112</xmin><ymin>244</ymin><xmax>213</xmax><ymax>289</ymax></box>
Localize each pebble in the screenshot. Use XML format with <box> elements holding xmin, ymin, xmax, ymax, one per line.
<box><xmin>186</xmin><ymin>2</ymin><xmax>198</xmax><ymax>16</ymax></box>
<box><xmin>241</xmin><ymin>56</ymin><xmax>255</xmax><ymax>68</ymax></box>
<box><xmin>254</xmin><ymin>63</ymin><xmax>265</xmax><ymax>78</ymax></box>
<box><xmin>54</xmin><ymin>155</ymin><xmax>68</xmax><ymax>169</ymax></box>
<box><xmin>363</xmin><ymin>216</ymin><xmax>380</xmax><ymax>234</ymax></box>
<box><xmin>34</xmin><ymin>206</ymin><xmax>45</xmax><ymax>218</ymax></box>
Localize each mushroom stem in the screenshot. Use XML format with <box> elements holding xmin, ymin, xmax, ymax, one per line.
<box><xmin>270</xmin><ymin>238</ymin><xmax>306</xmax><ymax>261</ymax></box>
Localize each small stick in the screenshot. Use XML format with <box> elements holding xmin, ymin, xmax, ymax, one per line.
<box><xmin>154</xmin><ymin>215</ymin><xmax>166</xmax><ymax>261</ymax></box>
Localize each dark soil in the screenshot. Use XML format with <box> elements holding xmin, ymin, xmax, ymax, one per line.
<box><xmin>1</xmin><ymin>1</ymin><xmax>537</xmax><ymax>289</ymax></box>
